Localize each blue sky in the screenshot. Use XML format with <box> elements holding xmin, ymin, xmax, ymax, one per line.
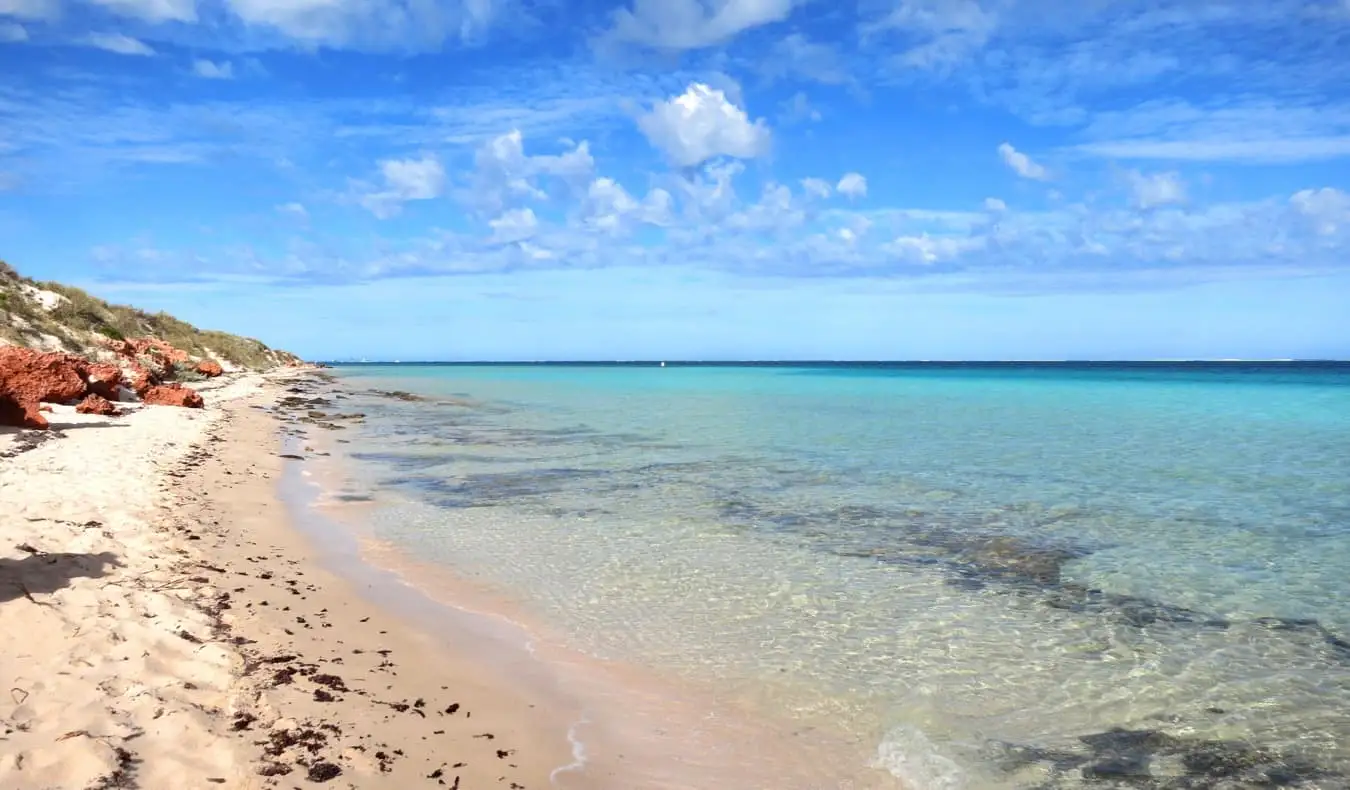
<box><xmin>2</xmin><ymin>0</ymin><xmax>1350</xmax><ymax>360</ymax></box>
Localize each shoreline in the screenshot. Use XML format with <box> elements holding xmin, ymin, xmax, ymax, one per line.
<box><xmin>2</xmin><ymin>371</ymin><xmax>576</xmax><ymax>788</ymax></box>
<box><xmin>3</xmin><ymin>367</ymin><xmax>900</xmax><ymax>789</ymax></box>
<box><xmin>278</xmin><ymin>373</ymin><xmax>906</xmax><ymax>789</ymax></box>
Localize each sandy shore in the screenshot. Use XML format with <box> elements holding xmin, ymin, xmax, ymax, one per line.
<box><xmin>0</xmin><ymin>371</ymin><xmax>573</xmax><ymax>789</ymax></box>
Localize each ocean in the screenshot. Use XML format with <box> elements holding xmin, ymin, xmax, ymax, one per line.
<box><xmin>309</xmin><ymin>362</ymin><xmax>1350</xmax><ymax>789</ymax></box>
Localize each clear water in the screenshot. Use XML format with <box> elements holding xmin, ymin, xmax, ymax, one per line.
<box><xmin>324</xmin><ymin>362</ymin><xmax>1350</xmax><ymax>788</ymax></box>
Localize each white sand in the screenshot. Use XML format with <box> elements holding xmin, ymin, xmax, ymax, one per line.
<box><xmin>0</xmin><ymin>376</ymin><xmax>268</xmax><ymax>789</ymax></box>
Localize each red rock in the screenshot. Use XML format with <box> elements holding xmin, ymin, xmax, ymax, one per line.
<box><xmin>196</xmin><ymin>359</ymin><xmax>223</xmax><ymax>378</ymax></box>
<box><xmin>76</xmin><ymin>393</ymin><xmax>120</xmax><ymax>416</ymax></box>
<box><xmin>141</xmin><ymin>383</ymin><xmax>204</xmax><ymax>409</ymax></box>
<box><xmin>130</xmin><ymin>338</ymin><xmax>190</xmax><ymax>365</ymax></box>
<box><xmin>84</xmin><ymin>363</ymin><xmax>124</xmax><ymax>399</ymax></box>
<box><xmin>0</xmin><ymin>347</ymin><xmax>90</xmax><ymax>429</ymax></box>
<box><xmin>124</xmin><ymin>361</ymin><xmax>158</xmax><ymax>396</ymax></box>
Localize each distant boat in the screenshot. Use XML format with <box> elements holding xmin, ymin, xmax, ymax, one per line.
<box><xmin>660</xmin><ymin>361</ymin><xmax>666</xmax><ymax>368</ymax></box>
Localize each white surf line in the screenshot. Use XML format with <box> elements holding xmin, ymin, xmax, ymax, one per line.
<box><xmin>549</xmin><ymin>713</ymin><xmax>592</xmax><ymax>786</ymax></box>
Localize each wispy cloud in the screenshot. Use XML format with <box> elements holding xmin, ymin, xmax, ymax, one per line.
<box><xmin>998</xmin><ymin>142</ymin><xmax>1049</xmax><ymax>180</ymax></box>
<box><xmin>0</xmin><ymin>0</ymin><xmax>58</xmax><ymax>21</ymax></box>
<box><xmin>81</xmin><ymin>32</ymin><xmax>157</xmax><ymax>56</ymax></box>
<box><xmin>191</xmin><ymin>59</ymin><xmax>234</xmax><ymax>80</ymax></box>
<box><xmin>598</xmin><ymin>0</ymin><xmax>795</xmax><ymax>53</ymax></box>
<box><xmin>89</xmin><ymin>0</ymin><xmax>197</xmax><ymax>23</ymax></box>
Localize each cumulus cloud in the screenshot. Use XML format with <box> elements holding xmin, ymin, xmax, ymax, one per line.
<box><xmin>600</xmin><ymin>0</ymin><xmax>794</xmax><ymax>52</ymax></box>
<box><xmin>470</xmin><ymin>129</ymin><xmax>595</xmax><ymax>214</ymax></box>
<box><xmin>998</xmin><ymin>142</ymin><xmax>1049</xmax><ymax>180</ymax></box>
<box><xmin>983</xmin><ymin>197</ymin><xmax>1007</xmax><ymax>212</ymax></box>
<box><xmin>489</xmin><ymin>207</ymin><xmax>539</xmax><ymax>243</ymax></box>
<box><xmin>1291</xmin><ymin>187</ymin><xmax>1350</xmax><ymax>235</ymax></box>
<box><xmin>192</xmin><ymin>59</ymin><xmax>234</xmax><ymax>79</ymax></box>
<box><xmin>360</xmin><ymin>155</ymin><xmax>446</xmax><ymax>218</ymax></box>
<box><xmin>89</xmin><ymin>0</ymin><xmax>197</xmax><ymax>23</ymax></box>
<box><xmin>801</xmin><ymin>177</ymin><xmax>833</xmax><ymax>198</ymax></box>
<box><xmin>584</xmin><ymin>178</ymin><xmax>673</xmax><ymax>232</ymax></box>
<box><xmin>277</xmin><ymin>202</ymin><xmax>308</xmax><ymax>218</ymax></box>
<box><xmin>885</xmin><ymin>233</ymin><xmax>984</xmax><ymax>264</ymax></box>
<box><xmin>837</xmin><ymin>172</ymin><xmax>867</xmax><ymax>199</ymax></box>
<box><xmin>1126</xmin><ymin>170</ymin><xmax>1186</xmax><ymax>209</ymax></box>
<box><xmin>638</xmin><ymin>83</ymin><xmax>772</xmax><ymax>168</ymax></box>
<box><xmin>81</xmin><ymin>33</ymin><xmax>157</xmax><ymax>56</ymax></box>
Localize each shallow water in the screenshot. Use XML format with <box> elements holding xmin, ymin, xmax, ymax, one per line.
<box><xmin>322</xmin><ymin>362</ymin><xmax>1350</xmax><ymax>789</ymax></box>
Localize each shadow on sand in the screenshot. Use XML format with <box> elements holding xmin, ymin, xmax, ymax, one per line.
<box><xmin>0</xmin><ymin>550</ymin><xmax>122</xmax><ymax>604</ymax></box>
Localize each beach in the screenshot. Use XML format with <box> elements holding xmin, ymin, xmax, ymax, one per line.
<box><xmin>0</xmin><ymin>370</ymin><xmax>575</xmax><ymax>789</ymax></box>
<box><xmin>6</xmin><ymin>362</ymin><xmax>1350</xmax><ymax>790</ymax></box>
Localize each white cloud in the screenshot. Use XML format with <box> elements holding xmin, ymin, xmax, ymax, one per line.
<box><xmin>0</xmin><ymin>22</ymin><xmax>27</xmax><ymax>41</ymax></box>
<box><xmin>1077</xmin><ymin>137</ymin><xmax>1350</xmax><ymax>163</ymax></box>
<box><xmin>869</xmin><ymin>0</ymin><xmax>999</xmax><ymax>70</ymax></box>
<box><xmin>223</xmin><ymin>0</ymin><xmax>501</xmax><ymax>49</ymax></box>
<box><xmin>470</xmin><ymin>129</ymin><xmax>595</xmax><ymax>213</ymax></box>
<box><xmin>0</xmin><ymin>0</ymin><xmax>57</xmax><ymax>20</ymax></box>
<box><xmin>638</xmin><ymin>83</ymin><xmax>771</xmax><ymax>168</ymax></box>
<box><xmin>763</xmin><ymin>33</ymin><xmax>849</xmax><ymax>84</ymax></box>
<box><xmin>983</xmin><ymin>197</ymin><xmax>1007</xmax><ymax>212</ymax></box>
<box><xmin>837</xmin><ymin>172</ymin><xmax>867</xmax><ymax>199</ymax></box>
<box><xmin>89</xmin><ymin>0</ymin><xmax>197</xmax><ymax>23</ymax></box>
<box><xmin>360</xmin><ymin>155</ymin><xmax>445</xmax><ymax>218</ymax></box>
<box><xmin>601</xmin><ymin>0</ymin><xmax>794</xmax><ymax>52</ymax></box>
<box><xmin>778</xmin><ymin>91</ymin><xmax>822</xmax><ymax>125</ymax></box>
<box><xmin>884</xmin><ymin>233</ymin><xmax>985</xmax><ymax>265</ymax></box>
<box><xmin>1125</xmin><ymin>170</ymin><xmax>1186</xmax><ymax>209</ymax></box>
<box><xmin>277</xmin><ymin>202</ymin><xmax>308</xmax><ymax>218</ymax></box>
<box><xmin>725</xmin><ymin>182</ymin><xmax>804</xmax><ymax>232</ymax></box>
<box><xmin>192</xmin><ymin>59</ymin><xmax>234</xmax><ymax>79</ymax></box>
<box><xmin>801</xmin><ymin>177</ymin><xmax>833</xmax><ymax>198</ymax></box>
<box><xmin>1291</xmin><ymin>187</ymin><xmax>1350</xmax><ymax>235</ymax></box>
<box><xmin>81</xmin><ymin>33</ymin><xmax>156</xmax><ymax>56</ymax></box>
<box><xmin>489</xmin><ymin>207</ymin><xmax>539</xmax><ymax>243</ymax></box>
<box><xmin>998</xmin><ymin>142</ymin><xmax>1049</xmax><ymax>180</ymax></box>
<box><xmin>584</xmin><ymin>177</ymin><xmax>673</xmax><ymax>232</ymax></box>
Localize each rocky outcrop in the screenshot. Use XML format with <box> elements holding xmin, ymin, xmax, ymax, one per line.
<box><xmin>141</xmin><ymin>383</ymin><xmax>204</xmax><ymax>409</ymax></box>
<box><xmin>84</xmin><ymin>363</ymin><xmax>123</xmax><ymax>400</ymax></box>
<box><xmin>0</xmin><ymin>347</ymin><xmax>89</xmax><ymax>429</ymax></box>
<box><xmin>0</xmin><ymin>346</ymin><xmax>209</xmax><ymax>428</ymax></box>
<box><xmin>196</xmin><ymin>359</ymin><xmax>223</xmax><ymax>378</ymax></box>
<box><xmin>76</xmin><ymin>393</ymin><xmax>120</xmax><ymax>416</ymax></box>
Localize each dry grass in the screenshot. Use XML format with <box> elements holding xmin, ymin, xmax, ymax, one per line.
<box><xmin>0</xmin><ymin>260</ymin><xmax>298</xmax><ymax>368</ymax></box>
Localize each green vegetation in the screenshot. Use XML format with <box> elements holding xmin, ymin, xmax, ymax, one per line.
<box><xmin>0</xmin><ymin>258</ymin><xmax>297</xmax><ymax>368</ymax></box>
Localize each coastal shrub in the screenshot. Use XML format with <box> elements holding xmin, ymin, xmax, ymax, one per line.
<box><xmin>169</xmin><ymin>361</ymin><xmax>207</xmax><ymax>382</ymax></box>
<box><xmin>2</xmin><ymin>260</ymin><xmax>295</xmax><ymax>368</ymax></box>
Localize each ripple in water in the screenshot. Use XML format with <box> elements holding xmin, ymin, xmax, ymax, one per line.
<box><xmin>332</xmin><ymin>363</ymin><xmax>1350</xmax><ymax>788</ymax></box>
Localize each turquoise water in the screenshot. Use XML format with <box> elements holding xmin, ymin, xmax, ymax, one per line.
<box><xmin>326</xmin><ymin>363</ymin><xmax>1350</xmax><ymax>788</ymax></box>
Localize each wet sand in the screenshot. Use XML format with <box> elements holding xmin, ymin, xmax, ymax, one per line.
<box><xmin>1</xmin><ymin>367</ymin><xmax>904</xmax><ymax>789</ymax></box>
<box><xmin>271</xmin><ymin>373</ymin><xmax>906</xmax><ymax>790</ymax></box>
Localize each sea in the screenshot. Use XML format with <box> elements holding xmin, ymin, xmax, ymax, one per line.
<box><xmin>300</xmin><ymin>362</ymin><xmax>1350</xmax><ymax>789</ymax></box>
